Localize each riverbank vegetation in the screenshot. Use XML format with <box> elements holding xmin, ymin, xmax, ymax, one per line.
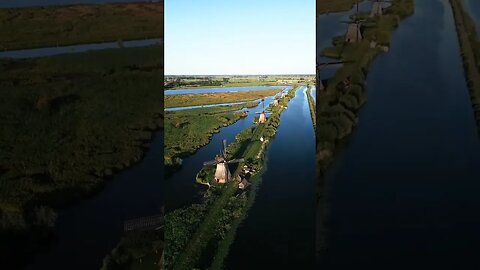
<box><xmin>450</xmin><ymin>0</ymin><xmax>480</xmax><ymax>134</ymax></box>
<box><xmin>0</xmin><ymin>45</ymin><xmax>163</xmax><ymax>267</ymax></box>
<box><xmin>165</xmin><ymin>87</ymin><xmax>298</xmax><ymax>270</ymax></box>
<box><xmin>306</xmin><ymin>85</ymin><xmax>316</xmax><ymax>130</ymax></box>
<box><xmin>164</xmin><ymin>103</ymin><xmax>257</xmax><ymax>175</ymax></box>
<box><xmin>101</xmin><ymin>229</ymin><xmax>163</xmax><ymax>270</ymax></box>
<box><xmin>0</xmin><ymin>3</ymin><xmax>163</xmax><ymax>50</ymax></box>
<box><xmin>317</xmin><ymin>0</ymin><xmax>364</xmax><ymax>15</ymax></box>
<box><xmin>165</xmin><ymin>89</ymin><xmax>281</xmax><ymax>108</ymax></box>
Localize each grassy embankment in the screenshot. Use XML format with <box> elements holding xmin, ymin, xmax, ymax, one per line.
<box><xmin>165</xmin><ymin>87</ymin><xmax>298</xmax><ymax>270</ymax></box>
<box><xmin>317</xmin><ymin>0</ymin><xmax>364</xmax><ymax>15</ymax></box>
<box><xmin>164</xmin><ymin>89</ymin><xmax>281</xmax><ymax>108</ymax></box>
<box><xmin>316</xmin><ymin>0</ymin><xmax>414</xmax><ymax>249</ymax></box>
<box><xmin>450</xmin><ymin>0</ymin><xmax>480</xmax><ymax>134</ymax></box>
<box><xmin>0</xmin><ymin>3</ymin><xmax>163</xmax><ymax>50</ymax></box>
<box><xmin>306</xmin><ymin>85</ymin><xmax>316</xmax><ymax>130</ymax></box>
<box><xmin>0</xmin><ymin>46</ymin><xmax>163</xmax><ymax>267</ymax></box>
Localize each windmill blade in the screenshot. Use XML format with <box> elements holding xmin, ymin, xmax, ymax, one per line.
<box><xmin>356</xmin><ymin>20</ymin><xmax>359</xmax><ymax>42</ymax></box>
<box><xmin>227</xmin><ymin>158</ymin><xmax>244</xmax><ymax>164</ymax></box>
<box><xmin>203</xmin><ymin>160</ymin><xmax>218</xmax><ymax>166</ymax></box>
<box><xmin>222</xmin><ymin>139</ymin><xmax>227</xmax><ymax>156</ymax></box>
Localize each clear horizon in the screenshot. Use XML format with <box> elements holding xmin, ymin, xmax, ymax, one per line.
<box><xmin>165</xmin><ymin>0</ymin><xmax>315</xmax><ymax>75</ymax></box>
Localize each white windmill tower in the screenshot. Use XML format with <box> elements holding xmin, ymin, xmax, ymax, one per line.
<box><xmin>370</xmin><ymin>0</ymin><xmax>392</xmax><ymax>17</ymax></box>
<box><xmin>203</xmin><ymin>139</ymin><xmax>244</xmax><ymax>184</ymax></box>
<box><xmin>255</xmin><ymin>99</ymin><xmax>272</xmax><ymax>124</ymax></box>
<box><xmin>341</xmin><ymin>1</ymin><xmax>366</xmax><ymax>43</ymax></box>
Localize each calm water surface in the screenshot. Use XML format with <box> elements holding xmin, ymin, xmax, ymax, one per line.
<box><xmin>165</xmin><ymin>86</ymin><xmax>288</xmax><ymax>95</ymax></box>
<box><xmin>225</xmin><ymin>86</ymin><xmax>316</xmax><ymax>269</ymax></box>
<box><xmin>28</xmin><ymin>131</ymin><xmax>163</xmax><ymax>269</ymax></box>
<box><xmin>319</xmin><ymin>0</ymin><xmax>480</xmax><ymax>269</ymax></box>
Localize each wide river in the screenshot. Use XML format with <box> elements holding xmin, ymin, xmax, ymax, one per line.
<box><xmin>225</xmin><ymin>86</ymin><xmax>316</xmax><ymax>269</ymax></box>
<box><xmin>318</xmin><ymin>0</ymin><xmax>480</xmax><ymax>269</ymax></box>
<box><xmin>27</xmin><ymin>131</ymin><xmax>163</xmax><ymax>269</ymax></box>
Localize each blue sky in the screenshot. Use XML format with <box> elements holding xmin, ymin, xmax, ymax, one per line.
<box><xmin>165</xmin><ymin>0</ymin><xmax>315</xmax><ymax>75</ymax></box>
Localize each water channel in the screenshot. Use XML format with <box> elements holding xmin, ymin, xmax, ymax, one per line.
<box><xmin>165</xmin><ymin>86</ymin><xmax>291</xmax><ymax>212</ymax></box>
<box><xmin>225</xmin><ymin>86</ymin><xmax>316</xmax><ymax>269</ymax></box>
<box><xmin>0</xmin><ymin>39</ymin><xmax>162</xmax><ymax>59</ymax></box>
<box><xmin>318</xmin><ymin>0</ymin><xmax>480</xmax><ymax>268</ymax></box>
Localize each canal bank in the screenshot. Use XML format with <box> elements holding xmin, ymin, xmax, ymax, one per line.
<box><xmin>225</xmin><ymin>86</ymin><xmax>316</xmax><ymax>269</ymax></box>
<box><xmin>319</xmin><ymin>0</ymin><xmax>480</xmax><ymax>269</ymax></box>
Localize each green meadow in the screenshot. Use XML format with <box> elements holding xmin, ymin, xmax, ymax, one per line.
<box><xmin>165</xmin><ymin>89</ymin><xmax>281</xmax><ymax>108</ymax></box>
<box><xmin>0</xmin><ymin>3</ymin><xmax>163</xmax><ymax>50</ymax></box>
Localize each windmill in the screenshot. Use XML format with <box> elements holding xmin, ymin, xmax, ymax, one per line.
<box><xmin>255</xmin><ymin>99</ymin><xmax>271</xmax><ymax>124</ymax></box>
<box><xmin>203</xmin><ymin>139</ymin><xmax>244</xmax><ymax>184</ymax></box>
<box><xmin>369</xmin><ymin>0</ymin><xmax>392</xmax><ymax>17</ymax></box>
<box><xmin>340</xmin><ymin>0</ymin><xmax>365</xmax><ymax>43</ymax></box>
<box><xmin>273</xmin><ymin>99</ymin><xmax>279</xmax><ymax>107</ymax></box>
<box><xmin>317</xmin><ymin>61</ymin><xmax>347</xmax><ymax>91</ymax></box>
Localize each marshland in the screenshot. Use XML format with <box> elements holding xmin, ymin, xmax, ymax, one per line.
<box><xmin>0</xmin><ymin>1</ymin><xmax>163</xmax><ymax>269</ymax></box>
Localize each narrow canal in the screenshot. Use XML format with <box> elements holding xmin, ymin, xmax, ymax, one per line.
<box><xmin>0</xmin><ymin>0</ymin><xmax>151</xmax><ymax>8</ymax></box>
<box><xmin>165</xmin><ymin>86</ymin><xmax>290</xmax><ymax>212</ymax></box>
<box><xmin>225</xmin><ymin>86</ymin><xmax>316</xmax><ymax>269</ymax></box>
<box><xmin>27</xmin><ymin>131</ymin><xmax>163</xmax><ymax>269</ymax></box>
<box><xmin>319</xmin><ymin>0</ymin><xmax>480</xmax><ymax>269</ymax></box>
<box><xmin>0</xmin><ymin>39</ymin><xmax>162</xmax><ymax>59</ymax></box>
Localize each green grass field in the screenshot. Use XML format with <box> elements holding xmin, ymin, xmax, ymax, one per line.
<box><xmin>165</xmin><ymin>89</ymin><xmax>281</xmax><ymax>108</ymax></box>
<box><xmin>0</xmin><ymin>3</ymin><xmax>163</xmax><ymax>50</ymax></box>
